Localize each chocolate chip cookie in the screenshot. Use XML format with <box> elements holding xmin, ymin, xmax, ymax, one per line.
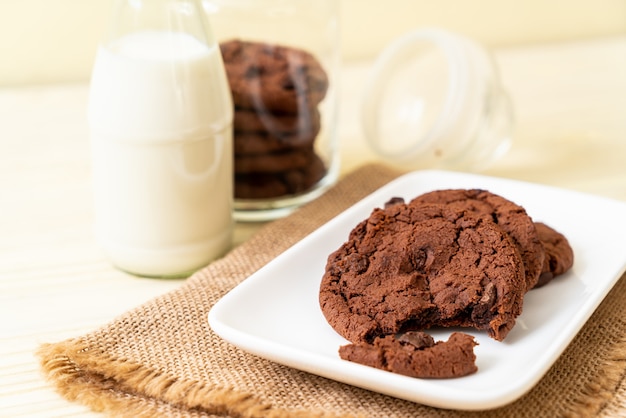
<box><xmin>319</xmin><ymin>202</ymin><xmax>526</xmax><ymax>343</ymax></box>
<box><xmin>220</xmin><ymin>39</ymin><xmax>329</xmax><ymax>113</ymax></box>
<box><xmin>233</xmin><ymin>131</ymin><xmax>318</xmax><ymax>155</ymax></box>
<box><xmin>234</xmin><ymin>107</ymin><xmax>321</xmax><ymax>137</ymax></box>
<box><xmin>410</xmin><ymin>189</ymin><xmax>545</xmax><ymax>292</ymax></box>
<box><xmin>533</xmin><ymin>222</ymin><xmax>575</xmax><ymax>288</ymax></box>
<box><xmin>234</xmin><ymin>147</ymin><xmax>318</xmax><ymax>174</ymax></box>
<box><xmin>234</xmin><ymin>153</ymin><xmax>326</xmax><ymax>199</ymax></box>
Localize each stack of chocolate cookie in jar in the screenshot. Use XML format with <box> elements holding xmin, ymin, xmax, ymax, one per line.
<box><xmin>219</xmin><ymin>39</ymin><xmax>330</xmax><ymax>201</ymax></box>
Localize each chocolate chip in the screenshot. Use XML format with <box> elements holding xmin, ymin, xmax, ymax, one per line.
<box><xmin>471</xmin><ymin>281</ymin><xmax>496</xmax><ymax>322</ymax></box>
<box><xmin>244</xmin><ymin>65</ymin><xmax>264</xmax><ymax>79</ymax></box>
<box><xmin>384</xmin><ymin>197</ymin><xmax>405</xmax><ymax>208</ymax></box>
<box><xmin>396</xmin><ymin>331</ymin><xmax>435</xmax><ymax>349</ymax></box>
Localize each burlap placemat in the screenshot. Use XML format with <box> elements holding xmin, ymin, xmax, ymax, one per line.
<box><xmin>38</xmin><ymin>163</ymin><xmax>626</xmax><ymax>417</ymax></box>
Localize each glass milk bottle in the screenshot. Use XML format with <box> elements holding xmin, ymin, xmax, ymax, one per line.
<box><xmin>88</xmin><ymin>0</ymin><xmax>234</xmax><ymax>278</ymax></box>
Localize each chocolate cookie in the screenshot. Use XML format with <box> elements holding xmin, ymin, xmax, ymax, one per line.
<box><xmin>533</xmin><ymin>222</ymin><xmax>575</xmax><ymax>288</ymax></box>
<box><xmin>410</xmin><ymin>189</ymin><xmax>545</xmax><ymax>292</ymax></box>
<box><xmin>319</xmin><ymin>202</ymin><xmax>526</xmax><ymax>343</ymax></box>
<box><xmin>234</xmin><ymin>147</ymin><xmax>317</xmax><ymax>174</ymax></box>
<box><xmin>233</xmin><ymin>131</ymin><xmax>317</xmax><ymax>155</ymax></box>
<box><xmin>339</xmin><ymin>332</ymin><xmax>478</xmax><ymax>379</ymax></box>
<box><xmin>234</xmin><ymin>107</ymin><xmax>321</xmax><ymax>137</ymax></box>
<box><xmin>220</xmin><ymin>39</ymin><xmax>329</xmax><ymax>113</ymax></box>
<box><xmin>235</xmin><ymin>153</ymin><xmax>326</xmax><ymax>199</ymax></box>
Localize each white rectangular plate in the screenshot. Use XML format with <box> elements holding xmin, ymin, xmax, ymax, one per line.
<box><xmin>208</xmin><ymin>170</ymin><xmax>626</xmax><ymax>410</ymax></box>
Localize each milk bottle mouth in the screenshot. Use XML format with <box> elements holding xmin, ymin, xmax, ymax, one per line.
<box><xmin>361</xmin><ymin>28</ymin><xmax>513</xmax><ymax>171</ymax></box>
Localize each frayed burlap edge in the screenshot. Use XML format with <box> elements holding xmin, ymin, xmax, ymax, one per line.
<box><xmin>37</xmin><ymin>340</ymin><xmax>357</xmax><ymax>418</ymax></box>
<box><xmin>599</xmin><ymin>361</ymin><xmax>626</xmax><ymax>417</ymax></box>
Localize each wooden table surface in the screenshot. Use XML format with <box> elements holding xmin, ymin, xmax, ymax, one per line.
<box><xmin>1</xmin><ymin>36</ymin><xmax>625</xmax><ymax>417</ymax></box>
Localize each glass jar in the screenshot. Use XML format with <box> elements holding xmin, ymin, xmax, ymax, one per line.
<box><xmin>362</xmin><ymin>28</ymin><xmax>514</xmax><ymax>171</ymax></box>
<box><xmin>204</xmin><ymin>0</ymin><xmax>340</xmax><ymax>221</ymax></box>
<box><xmin>88</xmin><ymin>0</ymin><xmax>234</xmax><ymax>278</ymax></box>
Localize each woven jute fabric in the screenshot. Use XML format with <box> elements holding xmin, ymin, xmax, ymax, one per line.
<box><xmin>38</xmin><ymin>163</ymin><xmax>626</xmax><ymax>417</ymax></box>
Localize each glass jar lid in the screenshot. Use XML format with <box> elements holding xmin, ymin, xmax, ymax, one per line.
<box><xmin>361</xmin><ymin>28</ymin><xmax>514</xmax><ymax>170</ymax></box>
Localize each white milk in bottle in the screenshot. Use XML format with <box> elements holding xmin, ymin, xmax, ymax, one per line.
<box><xmin>88</xmin><ymin>30</ymin><xmax>234</xmax><ymax>277</ymax></box>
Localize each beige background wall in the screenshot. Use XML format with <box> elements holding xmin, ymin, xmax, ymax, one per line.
<box><xmin>1</xmin><ymin>0</ymin><xmax>625</xmax><ymax>87</ymax></box>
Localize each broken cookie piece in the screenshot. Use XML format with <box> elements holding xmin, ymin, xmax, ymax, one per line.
<box><xmin>339</xmin><ymin>331</ymin><xmax>478</xmax><ymax>378</ymax></box>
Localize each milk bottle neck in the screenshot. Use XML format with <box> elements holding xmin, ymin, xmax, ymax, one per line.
<box><xmin>90</xmin><ymin>0</ymin><xmax>233</xmax><ymax>142</ymax></box>
<box><xmin>104</xmin><ymin>0</ymin><xmax>215</xmax><ymax>47</ymax></box>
